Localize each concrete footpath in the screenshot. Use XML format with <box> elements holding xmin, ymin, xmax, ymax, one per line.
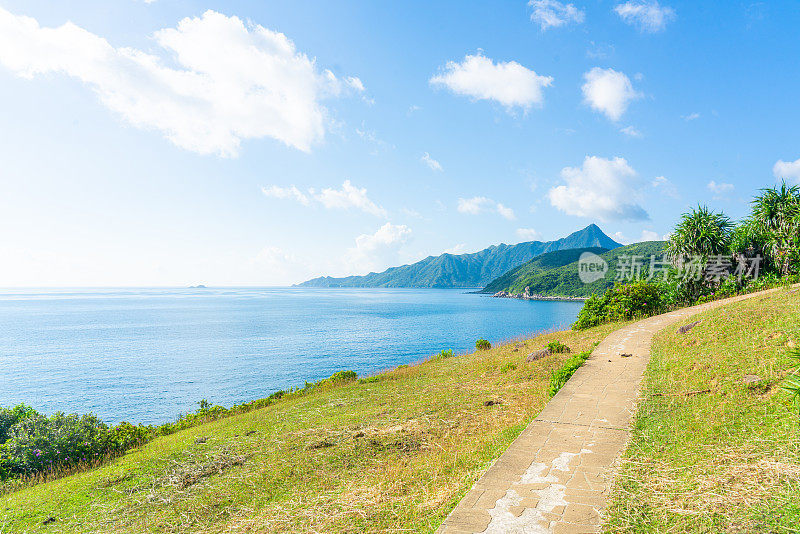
<box><xmin>436</xmin><ymin>290</ymin><xmax>769</xmax><ymax>534</ymax></box>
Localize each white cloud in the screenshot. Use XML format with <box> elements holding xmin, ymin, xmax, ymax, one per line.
<box><xmin>640</xmin><ymin>230</ymin><xmax>659</xmax><ymax>241</ymax></box>
<box><xmin>707</xmin><ymin>180</ymin><xmax>734</xmax><ymax>194</ymax></box>
<box><xmin>261</xmin><ymin>185</ymin><xmax>310</xmax><ymax>206</ymax></box>
<box><xmin>773</xmin><ymin>158</ymin><xmax>800</xmax><ymax>182</ymax></box>
<box><xmin>582</xmin><ymin>67</ymin><xmax>641</xmax><ymax>121</ymax></box>
<box><xmin>496</xmin><ymin>203</ymin><xmax>515</xmax><ymax>220</ymax></box>
<box><xmin>682</xmin><ymin>112</ymin><xmax>700</xmax><ymax>121</ymax></box>
<box><xmin>262</xmin><ymin>180</ymin><xmax>386</xmax><ymax>217</ymax></box>
<box><xmin>528</xmin><ymin>0</ymin><xmax>585</xmax><ymax>30</ymax></box>
<box><xmin>313</xmin><ymin>180</ymin><xmax>388</xmax><ymax>217</ymax></box>
<box><xmin>548</xmin><ymin>156</ymin><xmax>649</xmax><ymax>222</ymax></box>
<box><xmin>612</xmin><ymin>229</ymin><xmax>659</xmax><ymax>245</ymax></box>
<box><xmin>516</xmin><ymin>228</ymin><xmax>541</xmax><ymax>241</ymax></box>
<box><xmin>614</xmin><ymin>1</ymin><xmax>676</xmax><ymax>33</ymax></box>
<box><xmin>345</xmin><ymin>223</ymin><xmax>411</xmax><ymax>274</ymax></box>
<box><xmin>0</xmin><ymin>8</ymin><xmax>364</xmax><ymax>156</ymax></box>
<box><xmin>430</xmin><ymin>52</ymin><xmax>553</xmax><ymax>111</ymax></box>
<box><xmin>651</xmin><ymin>175</ymin><xmax>679</xmax><ymax>198</ymax></box>
<box><xmin>421</xmin><ymin>152</ymin><xmax>443</xmax><ymax>172</ymax></box>
<box><xmin>612</xmin><ymin>231</ymin><xmax>630</xmax><ymax>245</ymax></box>
<box><xmin>443</xmin><ymin>243</ymin><xmax>467</xmax><ymax>254</ymax></box>
<box><xmin>345</xmin><ymin>76</ymin><xmax>365</xmax><ymax>92</ymax></box>
<box><xmin>707</xmin><ymin>180</ymin><xmax>734</xmax><ymax>199</ymax></box>
<box><xmin>457</xmin><ymin>197</ymin><xmax>516</xmax><ymax>220</ymax></box>
<box><xmin>620</xmin><ymin>125</ymin><xmax>642</xmax><ymax>137</ymax></box>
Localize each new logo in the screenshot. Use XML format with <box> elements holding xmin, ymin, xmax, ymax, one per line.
<box><xmin>578</xmin><ymin>252</ymin><xmax>608</xmax><ymax>284</ymax></box>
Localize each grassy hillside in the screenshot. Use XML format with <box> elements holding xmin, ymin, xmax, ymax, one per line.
<box><xmin>0</xmin><ymin>324</ymin><xmax>622</xmax><ymax>533</ymax></box>
<box><xmin>481</xmin><ymin>241</ymin><xmax>667</xmax><ymax>297</ymax></box>
<box><xmin>481</xmin><ymin>246</ymin><xmax>609</xmax><ymax>294</ymax></box>
<box><xmin>605</xmin><ymin>287</ymin><xmax>800</xmax><ymax>532</ymax></box>
<box><xmin>298</xmin><ymin>224</ymin><xmax>622</xmax><ymax>288</ymax></box>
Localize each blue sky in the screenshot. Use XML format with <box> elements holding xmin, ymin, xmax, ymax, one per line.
<box><xmin>1</xmin><ymin>0</ymin><xmax>799</xmax><ymax>286</ymax></box>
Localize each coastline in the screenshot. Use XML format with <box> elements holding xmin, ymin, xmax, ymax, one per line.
<box><xmin>490</xmin><ymin>290</ymin><xmax>588</xmax><ymax>302</ymax></box>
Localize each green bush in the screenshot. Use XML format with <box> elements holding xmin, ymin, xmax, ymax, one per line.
<box><xmin>546</xmin><ymin>341</ymin><xmax>571</xmax><ymax>354</ymax></box>
<box><xmin>0</xmin><ymin>405</ymin><xmax>38</xmax><ymax>444</ymax></box>
<box><xmin>434</xmin><ymin>349</ymin><xmax>454</xmax><ymax>360</ymax></box>
<box><xmin>605</xmin><ymin>281</ymin><xmax>664</xmax><ymax>320</ymax></box>
<box><xmin>573</xmin><ymin>281</ymin><xmax>664</xmax><ymax>330</ymax></box>
<box><xmin>328</xmin><ymin>370</ymin><xmax>358</xmax><ymax>383</ymax></box>
<box><xmin>549</xmin><ymin>351</ymin><xmax>591</xmax><ymax>396</ymax></box>
<box><xmin>475</xmin><ymin>339</ymin><xmax>491</xmax><ymax>351</ymax></box>
<box><xmin>573</xmin><ymin>293</ymin><xmax>607</xmax><ymax>330</ymax></box>
<box><xmin>3</xmin><ymin>412</ymin><xmax>113</xmax><ymax>475</ymax></box>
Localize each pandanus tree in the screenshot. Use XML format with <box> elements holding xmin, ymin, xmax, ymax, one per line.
<box><xmin>667</xmin><ymin>205</ymin><xmax>734</xmax><ymax>263</ymax></box>
<box><xmin>666</xmin><ymin>206</ymin><xmax>734</xmax><ymax>301</ymax></box>
<box><xmin>751</xmin><ymin>182</ymin><xmax>800</xmax><ymax>275</ymax></box>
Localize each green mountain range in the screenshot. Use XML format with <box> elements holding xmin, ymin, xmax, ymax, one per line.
<box><xmin>297</xmin><ymin>224</ymin><xmax>622</xmax><ymax>288</ymax></box>
<box><xmin>480</xmin><ymin>241</ymin><xmax>668</xmax><ymax>297</ymax></box>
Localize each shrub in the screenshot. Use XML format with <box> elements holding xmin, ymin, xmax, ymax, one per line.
<box><xmin>573</xmin><ymin>281</ymin><xmax>664</xmax><ymax>330</ymax></box>
<box><xmin>328</xmin><ymin>370</ymin><xmax>357</xmax><ymax>383</ymax></box>
<box><xmin>475</xmin><ymin>339</ymin><xmax>491</xmax><ymax>351</ymax></box>
<box><xmin>313</xmin><ymin>370</ymin><xmax>358</xmax><ymax>390</ymax></box>
<box><xmin>546</xmin><ymin>341</ymin><xmax>571</xmax><ymax>354</ymax></box>
<box><xmin>549</xmin><ymin>351</ymin><xmax>591</xmax><ymax>397</ymax></box>
<box><xmin>605</xmin><ymin>281</ymin><xmax>664</xmax><ymax>320</ymax></box>
<box><xmin>572</xmin><ymin>293</ymin><xmax>607</xmax><ymax>330</ymax></box>
<box><xmin>434</xmin><ymin>349</ymin><xmax>454</xmax><ymax>360</ymax></box>
<box><xmin>0</xmin><ymin>444</ymin><xmax>10</xmax><ymax>480</ymax></box>
<box><xmin>107</xmin><ymin>422</ymin><xmax>152</xmax><ymax>452</ymax></box>
<box><xmin>3</xmin><ymin>412</ymin><xmax>112</xmax><ymax>475</ymax></box>
<box><xmin>0</xmin><ymin>405</ymin><xmax>38</xmax><ymax>444</ymax></box>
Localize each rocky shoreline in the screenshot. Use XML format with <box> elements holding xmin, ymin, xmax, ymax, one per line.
<box><xmin>492</xmin><ymin>289</ymin><xmax>588</xmax><ymax>302</ymax></box>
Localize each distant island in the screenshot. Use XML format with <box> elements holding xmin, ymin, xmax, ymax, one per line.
<box><xmin>296</xmin><ymin>224</ymin><xmax>622</xmax><ymax>289</ymax></box>
<box><xmin>189</xmin><ymin>284</ymin><xmax>207</xmax><ymax>288</ymax></box>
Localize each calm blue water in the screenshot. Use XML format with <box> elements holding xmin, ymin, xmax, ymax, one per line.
<box><xmin>0</xmin><ymin>288</ymin><xmax>582</xmax><ymax>424</ymax></box>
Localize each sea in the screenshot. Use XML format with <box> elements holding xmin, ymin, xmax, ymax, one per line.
<box><xmin>0</xmin><ymin>287</ymin><xmax>583</xmax><ymax>424</ymax></box>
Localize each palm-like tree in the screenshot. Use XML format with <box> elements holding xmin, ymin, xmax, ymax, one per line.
<box><xmin>667</xmin><ymin>205</ymin><xmax>734</xmax><ymax>264</ymax></box>
<box><xmin>751</xmin><ymin>182</ymin><xmax>800</xmax><ymax>275</ymax></box>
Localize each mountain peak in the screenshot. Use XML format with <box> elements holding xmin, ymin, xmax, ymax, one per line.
<box><xmin>297</xmin><ymin>225</ymin><xmax>622</xmax><ymax>288</ymax></box>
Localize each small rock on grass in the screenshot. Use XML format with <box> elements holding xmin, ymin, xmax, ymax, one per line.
<box><xmin>527</xmin><ymin>349</ymin><xmax>551</xmax><ymax>362</ymax></box>
<box><xmin>677</xmin><ymin>321</ymin><xmax>700</xmax><ymax>334</ymax></box>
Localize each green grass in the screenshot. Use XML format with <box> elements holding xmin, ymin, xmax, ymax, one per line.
<box><xmin>0</xmin><ymin>324</ymin><xmax>618</xmax><ymax>533</ymax></box>
<box><xmin>548</xmin><ymin>351</ymin><xmax>590</xmax><ymax>397</ymax></box>
<box><xmin>605</xmin><ymin>287</ymin><xmax>800</xmax><ymax>532</ymax></box>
